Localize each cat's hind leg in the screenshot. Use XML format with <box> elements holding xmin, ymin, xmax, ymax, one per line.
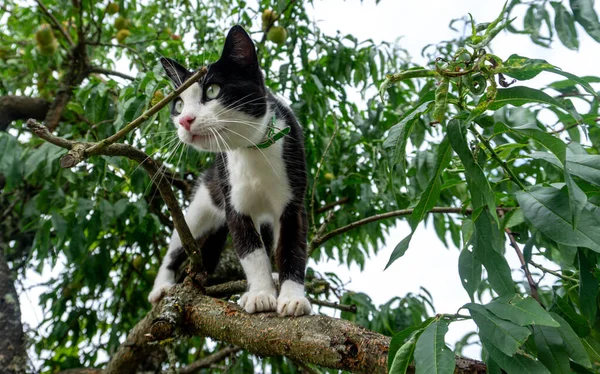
<box><xmin>148</xmin><ymin>183</ymin><xmax>226</xmax><ymax>304</ymax></box>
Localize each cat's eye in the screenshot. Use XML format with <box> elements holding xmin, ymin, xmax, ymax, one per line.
<box><xmin>174</xmin><ymin>98</ymin><xmax>184</xmax><ymax>114</ymax></box>
<box><xmin>205</xmin><ymin>84</ymin><xmax>221</xmax><ymax>100</ymax></box>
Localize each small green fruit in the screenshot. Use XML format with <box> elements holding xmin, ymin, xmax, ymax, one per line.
<box><xmin>267</xmin><ymin>26</ymin><xmax>287</xmax><ymax>45</ymax></box>
<box><xmin>151</xmin><ymin>90</ymin><xmax>164</xmax><ymax>107</ymax></box>
<box><xmin>133</xmin><ymin>255</ymin><xmax>144</xmax><ymax>270</ymax></box>
<box><xmin>38</xmin><ymin>40</ymin><xmax>58</xmax><ymax>56</ymax></box>
<box><xmin>261</xmin><ymin>9</ymin><xmax>277</xmax><ymax>31</ymax></box>
<box><xmin>114</xmin><ymin>16</ymin><xmax>129</xmax><ymax>30</ymax></box>
<box><xmin>116</xmin><ymin>29</ymin><xmax>131</xmax><ymax>44</ymax></box>
<box><xmin>35</xmin><ymin>24</ymin><xmax>55</xmax><ymax>46</ymax></box>
<box><xmin>324</xmin><ymin>172</ymin><xmax>335</xmax><ymax>181</ymax></box>
<box><xmin>106</xmin><ymin>3</ymin><xmax>119</xmax><ymax>15</ymax></box>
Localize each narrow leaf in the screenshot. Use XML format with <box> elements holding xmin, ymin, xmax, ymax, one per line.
<box><xmin>466</xmin><ymin>303</ymin><xmax>531</xmax><ymax>356</ymax></box>
<box><xmin>485</xmin><ymin>294</ymin><xmax>560</xmax><ymax>327</ymax></box>
<box><xmin>385</xmin><ymin>232</ymin><xmax>414</xmax><ymax>270</ymax></box>
<box><xmin>516</xmin><ymin>186</ymin><xmax>600</xmax><ymax>252</ymax></box>
<box><xmin>550</xmin><ymin>312</ymin><xmax>592</xmax><ymax>367</ymax></box>
<box><xmin>458</xmin><ymin>248</ymin><xmax>482</xmax><ymax>302</ymax></box>
<box><xmin>533</xmin><ymin>325</ymin><xmax>571</xmax><ymax>374</ymax></box>
<box><xmin>414</xmin><ymin>320</ymin><xmax>454</xmax><ymax>374</ymax></box>
<box><xmin>578</xmin><ymin>250</ymin><xmax>599</xmax><ymax>323</ymax></box>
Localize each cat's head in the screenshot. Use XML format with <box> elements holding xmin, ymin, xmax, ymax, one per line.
<box><xmin>160</xmin><ymin>25</ymin><xmax>268</xmax><ymax>152</ymax></box>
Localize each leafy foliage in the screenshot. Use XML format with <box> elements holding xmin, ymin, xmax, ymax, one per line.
<box><xmin>0</xmin><ymin>0</ymin><xmax>599</xmax><ymax>373</ymax></box>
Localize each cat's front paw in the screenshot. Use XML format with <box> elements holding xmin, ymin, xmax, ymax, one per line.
<box><xmin>277</xmin><ymin>294</ymin><xmax>312</xmax><ymax>317</ymax></box>
<box><xmin>239</xmin><ymin>290</ymin><xmax>277</xmax><ymax>313</ymax></box>
<box><xmin>148</xmin><ymin>282</ymin><xmax>174</xmax><ymax>304</ymax></box>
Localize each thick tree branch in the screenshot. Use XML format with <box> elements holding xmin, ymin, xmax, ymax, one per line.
<box><xmin>111</xmin><ymin>281</ymin><xmax>487</xmax><ymax>374</ymax></box>
<box><xmin>0</xmin><ymin>96</ymin><xmax>50</xmax><ymax>131</ymax></box>
<box><xmin>44</xmin><ymin>42</ymin><xmax>89</xmax><ymax>131</ymax></box>
<box><xmin>25</xmin><ymin>119</ymin><xmax>205</xmax><ymax>275</ymax></box>
<box><xmin>0</xmin><ymin>249</ymin><xmax>28</xmax><ymax>374</ymax></box>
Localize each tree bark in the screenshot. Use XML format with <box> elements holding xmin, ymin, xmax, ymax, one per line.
<box><xmin>105</xmin><ymin>280</ymin><xmax>487</xmax><ymax>374</ymax></box>
<box><xmin>0</xmin><ymin>249</ymin><xmax>28</xmax><ymax>373</ymax></box>
<box><xmin>0</xmin><ymin>96</ymin><xmax>50</xmax><ymax>131</ymax></box>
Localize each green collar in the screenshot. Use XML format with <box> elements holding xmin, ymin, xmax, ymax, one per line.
<box><xmin>248</xmin><ymin>115</ymin><xmax>290</xmax><ymax>149</ymax></box>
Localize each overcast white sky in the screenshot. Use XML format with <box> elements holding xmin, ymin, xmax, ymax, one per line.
<box><xmin>18</xmin><ymin>0</ymin><xmax>600</xmax><ymax>365</ymax></box>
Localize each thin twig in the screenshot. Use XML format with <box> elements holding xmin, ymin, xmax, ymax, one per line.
<box><xmin>505</xmin><ymin>228</ymin><xmax>542</xmax><ymax>305</ymax></box>
<box><xmin>35</xmin><ymin>0</ymin><xmax>75</xmax><ymax>46</ymax></box>
<box><xmin>472</xmin><ymin>127</ymin><xmax>526</xmax><ymax>190</ymax></box>
<box><xmin>89</xmin><ymin>66</ymin><xmax>135</xmax><ymax>81</ymax></box>
<box><xmin>309</xmin><ymin>298</ymin><xmax>356</xmax><ymax>313</ymax></box>
<box><xmin>84</xmin><ymin>67</ymin><xmax>207</xmax><ymax>159</ymax></box>
<box><xmin>529</xmin><ymin>261</ymin><xmax>579</xmax><ymax>283</ymax></box>
<box><xmin>179</xmin><ymin>347</ymin><xmax>241</xmax><ymax>374</ymax></box>
<box><xmin>310</xmin><ymin>116</ymin><xmax>339</xmax><ymax>231</ymax></box>
<box><xmin>316</xmin><ymin>197</ymin><xmax>349</xmax><ymax>214</ymax></box>
<box><xmin>310</xmin><ymin>206</ymin><xmax>514</xmax><ymax>250</ymax></box>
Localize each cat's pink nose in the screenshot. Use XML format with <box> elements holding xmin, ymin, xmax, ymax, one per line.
<box><xmin>179</xmin><ymin>115</ymin><xmax>195</xmax><ymax>131</ymax></box>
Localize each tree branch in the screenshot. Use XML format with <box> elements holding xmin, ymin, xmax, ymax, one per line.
<box><xmin>310</xmin><ymin>206</ymin><xmax>514</xmax><ymax>250</ymax></box>
<box><xmin>505</xmin><ymin>228</ymin><xmax>541</xmax><ymax>305</ymax></box>
<box><xmin>0</xmin><ymin>96</ymin><xmax>50</xmax><ymax>131</ymax></box>
<box><xmin>25</xmin><ymin>119</ymin><xmax>206</xmax><ymax>276</ymax></box>
<box><xmin>0</xmin><ymin>249</ymin><xmax>28</xmax><ymax>373</ymax></box>
<box><xmin>89</xmin><ymin>66</ymin><xmax>135</xmax><ymax>81</ymax></box>
<box><xmin>179</xmin><ymin>347</ymin><xmax>241</xmax><ymax>374</ymax></box>
<box><xmin>84</xmin><ymin>67</ymin><xmax>208</xmax><ymax>159</ymax></box>
<box><xmin>109</xmin><ymin>281</ymin><xmax>487</xmax><ymax>374</ymax></box>
<box><xmin>316</xmin><ymin>196</ymin><xmax>350</xmax><ymax>214</ymax></box>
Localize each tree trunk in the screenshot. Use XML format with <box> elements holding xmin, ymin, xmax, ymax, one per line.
<box><xmin>0</xmin><ymin>249</ymin><xmax>28</xmax><ymax>373</ymax></box>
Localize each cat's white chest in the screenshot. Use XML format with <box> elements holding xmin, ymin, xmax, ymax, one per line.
<box><xmin>227</xmin><ymin>141</ymin><xmax>292</xmax><ymax>218</ymax></box>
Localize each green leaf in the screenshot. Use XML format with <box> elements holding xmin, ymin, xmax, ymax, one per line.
<box><xmin>466</xmin><ymin>303</ymin><xmax>531</xmax><ymax>356</ymax></box>
<box><xmin>433</xmin><ymin>78</ymin><xmax>449</xmax><ymax>123</ymax></box>
<box><xmin>389</xmin><ymin>326</ymin><xmax>421</xmax><ymax>371</ymax></box>
<box><xmin>383</xmin><ymin>96</ymin><xmax>433</xmax><ymax>166</ymax></box>
<box><xmin>390</xmin><ymin>332</ymin><xmax>418</xmax><ymax>374</ymax></box>
<box><xmin>529</xmin><ymin>151</ymin><xmax>562</xmax><ymax>169</ymax></box>
<box><xmin>516</xmin><ymin>186</ymin><xmax>600</xmax><ymax>252</ymax></box>
<box><xmin>410</xmin><ymin>137</ymin><xmax>452</xmax><ymax>227</ymax></box>
<box><xmin>553</xmin><ymin>296</ymin><xmax>591</xmax><ymax>337</ymax></box>
<box><xmin>578</xmin><ymin>250</ymin><xmax>598</xmax><ymax>323</ymax></box>
<box><xmin>385</xmin><ymin>232</ymin><xmax>414</xmax><ymax>270</ymax></box>
<box><xmin>414</xmin><ymin>320</ymin><xmax>454</xmax><ymax>374</ymax></box>
<box><xmin>550</xmin><ymin>312</ymin><xmax>592</xmax><ymax>367</ymax></box>
<box><xmin>448</xmin><ymin>119</ymin><xmax>496</xmax><ymax>215</ymax></box>
<box><xmin>500</xmin><ymin>55</ymin><xmax>598</xmax><ymax>97</ymax></box>
<box><xmin>485</xmin><ymin>294</ymin><xmax>559</xmax><ymax>327</ymax></box>
<box><xmin>458</xmin><ymin>248</ymin><xmax>482</xmax><ymax>302</ymax></box>
<box><xmin>564</xmin><ymin>170</ymin><xmax>587</xmax><ymax>229</ymax></box>
<box><xmin>472</xmin><ymin>209</ymin><xmax>515</xmax><ymax>296</ymax></box>
<box><xmin>489</xmin><ymin>86</ymin><xmax>581</xmax><ymax>123</ymax></box>
<box><xmin>483</xmin><ymin>337</ymin><xmax>551</xmax><ymax>373</ymax></box>
<box><xmin>551</xmin><ymin>2</ymin><xmax>580</xmax><ymax>50</ymax></box>
<box><xmin>570</xmin><ymin>0</ymin><xmax>600</xmax><ymax>42</ymax></box>
<box><xmin>532</xmin><ymin>325</ymin><xmax>571</xmax><ymax>374</ymax></box>
<box><xmin>566</xmin><ymin>154</ymin><xmax>600</xmax><ymax>186</ymax></box>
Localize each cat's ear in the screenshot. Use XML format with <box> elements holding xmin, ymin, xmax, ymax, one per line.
<box><xmin>220</xmin><ymin>25</ymin><xmax>258</xmax><ymax>69</ymax></box>
<box><xmin>160</xmin><ymin>57</ymin><xmax>190</xmax><ymax>87</ymax></box>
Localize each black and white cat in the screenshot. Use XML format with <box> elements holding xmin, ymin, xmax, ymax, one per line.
<box><xmin>148</xmin><ymin>25</ymin><xmax>311</xmax><ymax>317</ymax></box>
